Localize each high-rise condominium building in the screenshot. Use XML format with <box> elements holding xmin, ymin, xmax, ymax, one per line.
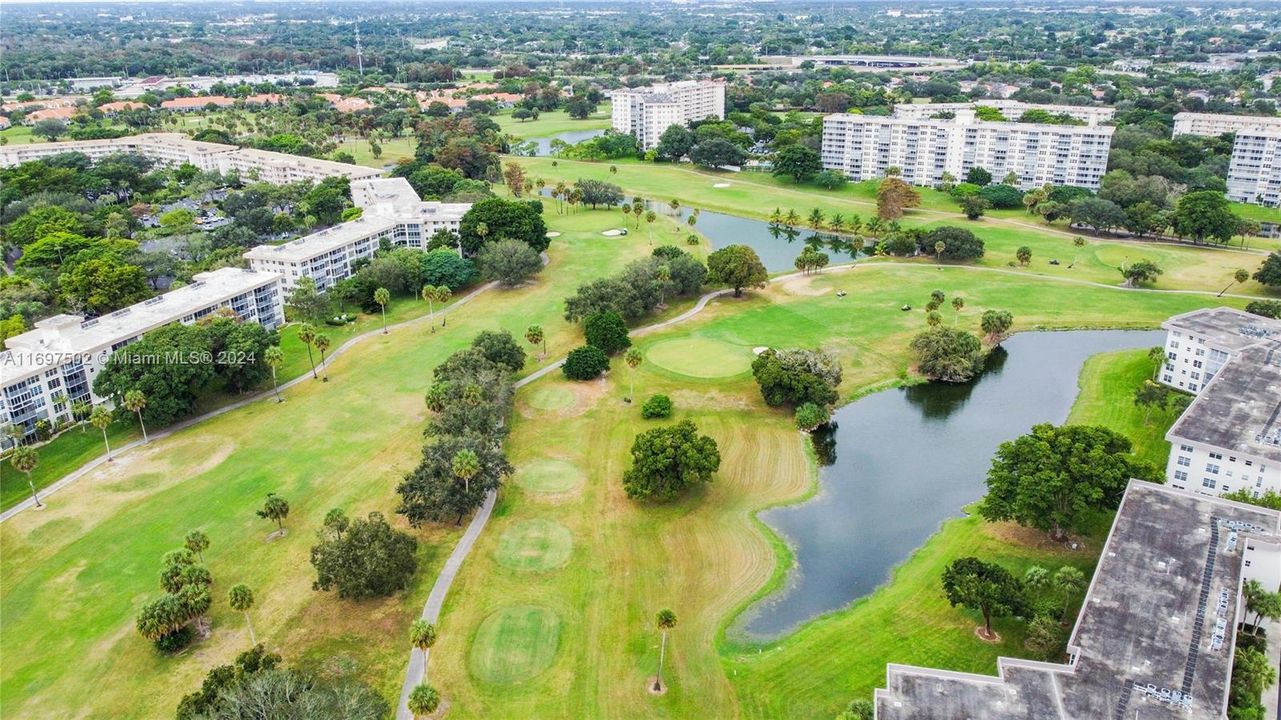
<box><xmin>1172</xmin><ymin>112</ymin><xmax>1281</xmax><ymax>206</ymax></box>
<box><xmin>611</xmin><ymin>80</ymin><xmax>726</xmax><ymax>150</ymax></box>
<box><xmin>821</xmin><ymin>107</ymin><xmax>1114</xmax><ymax>190</ymax></box>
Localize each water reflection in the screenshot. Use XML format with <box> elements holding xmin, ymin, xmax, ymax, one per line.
<box><xmin>743</xmin><ymin>330</ymin><xmax>1165</xmax><ymax>639</ymax></box>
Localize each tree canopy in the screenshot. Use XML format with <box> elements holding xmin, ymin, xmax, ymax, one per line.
<box><xmin>622</xmin><ymin>420</ymin><xmax>721</xmax><ymax>502</ymax></box>
<box><xmin>310</xmin><ymin>511</ymin><xmax>418</xmax><ymax>599</ymax></box>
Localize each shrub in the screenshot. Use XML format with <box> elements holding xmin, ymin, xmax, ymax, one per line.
<box><xmin>562</xmin><ymin>345</ymin><xmax>610</xmax><ymax>380</ymax></box>
<box><xmin>153</xmin><ymin>626</ymin><xmax>195</xmax><ymax>654</ymax></box>
<box><xmin>641</xmin><ymin>394</ymin><xmax>673</xmax><ymax>419</ymax></box>
<box><xmin>978</xmin><ymin>184</ymin><xmax>1024</xmax><ymax>209</ymax></box>
<box><xmin>881</xmin><ymin>233</ymin><xmax>918</xmax><ymax>257</ymax></box>
<box><xmin>794</xmin><ymin>403</ymin><xmax>830</xmax><ymax>431</ymax></box>
<box><xmin>919</xmin><ymin>227</ymin><xmax>985</xmax><ymax>261</ymax></box>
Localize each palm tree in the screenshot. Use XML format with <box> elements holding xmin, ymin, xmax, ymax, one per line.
<box><xmin>621</xmin><ymin>204</ymin><xmax>632</xmax><ymax>226</ymax></box>
<box><xmin>669</xmin><ymin>199</ymin><xmax>680</xmax><ymax>214</ymax></box>
<box><xmin>625</xmin><ymin>349</ymin><xmax>643</xmax><ymax>402</ymax></box>
<box><xmin>123</xmin><ymin>390</ymin><xmax>149</xmax><ymax>443</ymax></box>
<box><xmin>421</xmin><ymin>284</ymin><xmax>440</xmax><ymax>327</ymax></box>
<box><xmin>72</xmin><ymin>399</ymin><xmax>91</xmax><ymax>433</ymax></box>
<box><xmin>264</xmin><ymin>346</ymin><xmax>284</xmax><ymax>402</ymax></box>
<box><xmin>10</xmin><ymin>445</ymin><xmax>41</xmax><ymax>508</ymax></box>
<box><xmin>935</xmin><ymin>241</ymin><xmax>946</xmax><ymax>262</ymax></box>
<box><xmin>410</xmin><ymin>619</ymin><xmax>438</xmax><ymax>682</ymax></box>
<box><xmin>645</xmin><ymin>210</ymin><xmax>657</xmax><ymax>244</ymax></box>
<box><xmin>228</xmin><ymin>584</ymin><xmax>257</xmax><ymax>646</ymax></box>
<box><xmin>90</xmin><ymin>406</ymin><xmax>113</xmax><ymax>460</ymax></box>
<box><xmin>314</xmin><ymin>333</ymin><xmax>331</xmax><ymax>381</ymax></box>
<box><xmin>525</xmin><ymin>325</ymin><xmax>546</xmax><ymax>359</ymax></box>
<box><xmin>784</xmin><ymin>208</ymin><xmax>800</xmax><ymax>229</ymax></box>
<box><xmin>951</xmin><ymin>296</ymin><xmax>964</xmax><ymax>324</ymax></box>
<box><xmin>451</xmin><ymin>449</ymin><xmax>480</xmax><ymax>493</ymax></box>
<box><xmin>374</xmin><ymin>287</ymin><xmax>391</xmax><ymax>334</ymax></box>
<box><xmin>298</xmin><ymin>323</ymin><xmax>319</xmax><ymax>380</ymax></box>
<box><xmin>1054</xmin><ymin>566</ymin><xmax>1087</xmax><ymax>620</ymax></box>
<box><xmin>1070</xmin><ymin>236</ymin><xmax>1086</xmax><ymax>268</ymax></box>
<box><xmin>428</xmin><ymin>286</ymin><xmax>452</xmax><ymax>328</ymax></box>
<box><xmin>654</xmin><ymin>609</ymin><xmax>677</xmax><ymax>692</ymax></box>
<box><xmin>408</xmin><ymin>684</ymin><xmax>440</xmax><ymax>719</ymax></box>
<box><xmin>1024</xmin><ymin>565</ymin><xmax>1050</xmax><ymax>593</ymax></box>
<box><xmin>185</xmin><ymin>529</ymin><xmax>210</xmax><ymax>562</ymax></box>
<box><xmin>1219</xmin><ymin>268</ymin><xmax>1251</xmax><ymax>297</ymax></box>
<box><xmin>807</xmin><ymin>208</ymin><xmax>824</xmax><ymax>230</ymax></box>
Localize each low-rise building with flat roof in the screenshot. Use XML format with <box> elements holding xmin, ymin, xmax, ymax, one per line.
<box><xmin>1158</xmin><ymin>307</ymin><xmax>1279</xmax><ymax>395</ymax></box>
<box><xmin>875</xmin><ymin>481</ymin><xmax>1281</xmax><ymax>719</ymax></box>
<box><xmin>0</xmin><ymin>268</ymin><xmax>284</xmax><ymax>439</ymax></box>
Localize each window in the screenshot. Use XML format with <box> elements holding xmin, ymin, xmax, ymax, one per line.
<box><xmin>1206</xmin><ymin>464</ymin><xmax>1220</xmax><ymax>475</ymax></box>
<box><xmin>1181</xmin><ymin>445</ymin><xmax>1193</xmax><ymax>453</ymax></box>
<box><xmin>1177</xmin><ymin>456</ymin><xmax>1191</xmax><ymax>467</ymax></box>
<box><xmin>1174</xmin><ymin>470</ymin><xmax>1188</xmax><ymax>482</ymax></box>
<box><xmin>1202</xmin><ymin>478</ymin><xmax>1217</xmax><ymax>489</ymax></box>
<box><xmin>1210</xmin><ymin>453</ymin><xmax>1222</xmax><ymax>460</ymax></box>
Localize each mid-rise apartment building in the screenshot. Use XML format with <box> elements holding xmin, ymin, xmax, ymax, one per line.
<box><xmin>891</xmin><ymin>99</ymin><xmax>1114</xmax><ymax>127</ymax></box>
<box><xmin>1172</xmin><ymin>111</ymin><xmax>1281</xmax><ymax>138</ymax></box>
<box><xmin>611</xmin><ymin>80</ymin><xmax>725</xmax><ymax>150</ymax></box>
<box><xmin>0</xmin><ymin>268</ymin><xmax>284</xmax><ymax>438</ymax></box>
<box><xmin>0</xmin><ymin>133</ymin><xmax>382</xmax><ymax>183</ymax></box>
<box><xmin>1157</xmin><ymin>308</ymin><xmax>1281</xmax><ymax>498</ymax></box>
<box><xmin>875</xmin><ymin>481</ymin><xmax>1281</xmax><ymax>718</ymax></box>
<box><xmin>244</xmin><ymin>178</ymin><xmax>470</xmax><ymax>292</ymax></box>
<box><xmin>820</xmin><ymin>108</ymin><xmax>1114</xmax><ymax>190</ymax></box>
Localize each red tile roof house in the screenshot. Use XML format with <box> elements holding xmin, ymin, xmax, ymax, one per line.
<box><xmin>245</xmin><ymin>93</ymin><xmax>285</xmax><ymax>106</ymax></box>
<box><xmin>160</xmin><ymin>96</ymin><xmax>236</xmax><ymax>112</ymax></box>
<box><xmin>22</xmin><ymin>106</ymin><xmax>78</xmax><ymax>125</ymax></box>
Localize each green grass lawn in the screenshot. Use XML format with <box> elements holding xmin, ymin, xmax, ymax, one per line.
<box><xmin>495</xmin><ymin>106</ymin><xmax>613</xmax><ymax>139</ymax></box>
<box><xmin>0</xmin><ymin>206</ymin><xmax>682</xmax><ymax>719</ymax></box>
<box><xmin>510</xmin><ymin>157</ymin><xmax>1281</xmax><ymax>298</ymax></box>
<box><xmin>1</xmin><ymin>421</ymin><xmax>139</xmax><ymax>511</ymax></box>
<box><xmin>1066</xmin><ymin>348</ymin><xmax>1178</xmax><ymax>468</ymax></box>
<box><xmin>426</xmin><ymin>262</ymin><xmax>1231</xmax><ymax>719</ymax></box>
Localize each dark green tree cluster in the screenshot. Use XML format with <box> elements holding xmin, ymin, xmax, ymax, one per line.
<box><xmin>583</xmin><ymin>310</ymin><xmax>631</xmax><ymax>355</ymax></box>
<box><xmin>94</xmin><ymin>316</ymin><xmax>278</xmax><ymax>427</ymax></box>
<box><xmin>979</xmin><ymin>423</ymin><xmax>1162</xmax><ymax>541</ymax></box>
<box><xmin>310</xmin><ymin>511</ymin><xmax>418</xmax><ymax>600</ymax></box>
<box><xmin>398</xmin><ymin>331</ymin><xmax>520</xmax><ymax>525</ymax></box>
<box><xmin>622</xmin><ymin>420</ymin><xmax>721</xmax><ymax>502</ymax></box>
<box><xmin>751</xmin><ymin>348</ymin><xmax>843</xmax><ymax>422</ymax></box>
<box><xmin>564</xmin><ymin>251</ymin><xmax>706</xmax><ymax>322</ymax></box>
<box><xmin>458</xmin><ymin>197</ymin><xmax>549</xmax><ymax>255</ymax></box>
<box><xmin>941</xmin><ymin>556</ymin><xmax>1028</xmax><ymax>640</ymax></box>
<box><xmin>562</xmin><ymin>345</ymin><xmax>611</xmax><ymax>381</ymax></box>
<box><xmin>917</xmin><ymin>226</ymin><xmax>986</xmax><ymax>261</ymax></box>
<box><xmin>910</xmin><ymin>326</ymin><xmax>985</xmax><ymax>383</ymax></box>
<box><xmin>707</xmin><ymin>244</ymin><xmax>768</xmax><ymax>297</ymax></box>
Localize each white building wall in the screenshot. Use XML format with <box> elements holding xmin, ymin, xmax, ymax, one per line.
<box><xmin>1158</xmin><ymin>328</ymin><xmax>1232</xmax><ymax>395</ymax></box>
<box><xmin>1166</xmin><ymin>439</ymin><xmax>1278</xmax><ymax>498</ymax></box>
<box><xmin>610</xmin><ymin>81</ymin><xmax>726</xmax><ymax>150</ymax></box>
<box><xmin>1226</xmin><ymin>131</ymin><xmax>1281</xmax><ymax>207</ymax></box>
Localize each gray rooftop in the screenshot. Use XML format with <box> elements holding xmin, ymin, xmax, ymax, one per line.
<box><xmin>1169</xmin><ymin>341</ymin><xmax>1281</xmax><ymax>463</ymax></box>
<box><xmin>875</xmin><ymin>482</ymin><xmax>1280</xmax><ymax>719</ymax></box>
<box><xmin>1163</xmin><ymin>307</ymin><xmax>1281</xmax><ymax>353</ymax></box>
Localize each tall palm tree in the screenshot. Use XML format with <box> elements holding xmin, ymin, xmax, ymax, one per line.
<box><xmin>422</xmin><ymin>284</ymin><xmax>439</xmax><ymax>328</ymax></box>
<box><xmin>264</xmin><ymin>346</ymin><xmax>284</xmax><ymax>402</ymax></box>
<box><xmin>10</xmin><ymin>445</ymin><xmax>41</xmax><ymax>508</ymax></box>
<box><xmin>625</xmin><ymin>349</ymin><xmax>643</xmax><ymax>402</ymax></box>
<box><xmin>621</xmin><ymin>204</ymin><xmax>632</xmax><ymax>226</ymax></box>
<box><xmin>951</xmin><ymin>296</ymin><xmax>964</xmax><ymax>324</ymax></box>
<box><xmin>90</xmin><ymin>406</ymin><xmax>113</xmax><ymax>460</ymax></box>
<box><xmin>228</xmin><ymin>584</ymin><xmax>256</xmax><ymax>646</ymax></box>
<box><xmin>374</xmin><ymin>287</ymin><xmax>391</xmax><ymax>334</ymax></box>
<box><xmin>314</xmin><ymin>333</ymin><xmax>331</xmax><ymax>381</ymax></box>
<box><xmin>654</xmin><ymin>609</ymin><xmax>677</xmax><ymax>692</ymax></box>
<box><xmin>645</xmin><ymin>210</ymin><xmax>657</xmax><ymax>244</ymax></box>
<box><xmin>1054</xmin><ymin>566</ymin><xmax>1086</xmax><ymax>620</ymax></box>
<box><xmin>1219</xmin><ymin>268</ymin><xmax>1251</xmax><ymax>297</ymax></box>
<box><xmin>409</xmin><ymin>619</ymin><xmax>438</xmax><ymax>682</ymax></box>
<box><xmin>451</xmin><ymin>449</ymin><xmax>480</xmax><ymax>493</ymax></box>
<box><xmin>123</xmin><ymin>390</ymin><xmax>149</xmax><ymax>443</ymax></box>
<box><xmin>429</xmin><ymin>286</ymin><xmax>452</xmax><ymax>329</ymax></box>
<box><xmin>297</xmin><ymin>323</ymin><xmax>319</xmax><ymax>380</ymax></box>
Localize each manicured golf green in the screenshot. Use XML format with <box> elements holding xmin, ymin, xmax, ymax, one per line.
<box><xmin>523</xmin><ymin>385</ymin><xmax>577</xmax><ymax>412</ymax></box>
<box><xmin>495</xmin><ymin>106</ymin><xmax>613</xmax><ymax>138</ymax></box>
<box><xmin>469</xmin><ymin>605</ymin><xmax>563</xmax><ymax>684</ymax></box>
<box><xmin>514</xmin><ymin>459</ymin><xmax>586</xmax><ymax>495</ymax></box>
<box><xmin>494</xmin><ymin>519</ymin><xmax>574</xmax><ymax>571</ymax></box>
<box><xmin>644</xmin><ymin>337</ymin><xmax>756</xmax><ymax>379</ymax></box>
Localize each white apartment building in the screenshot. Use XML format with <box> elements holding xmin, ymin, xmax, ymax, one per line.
<box><xmin>1158</xmin><ymin>308</ymin><xmax>1281</xmax><ymax>498</ymax></box>
<box><xmin>1225</xmin><ymin>130</ymin><xmax>1281</xmax><ymax>207</ymax></box>
<box><xmin>611</xmin><ymin>80</ymin><xmax>726</xmax><ymax>150</ymax></box>
<box><xmin>891</xmin><ymin>99</ymin><xmax>1115</xmax><ymax>127</ymax></box>
<box><xmin>0</xmin><ymin>268</ymin><xmax>284</xmax><ymax>438</ymax></box>
<box><xmin>244</xmin><ymin>178</ymin><xmax>470</xmax><ymax>292</ymax></box>
<box><xmin>0</xmin><ymin>133</ymin><xmax>382</xmax><ymax>183</ymax></box>
<box><xmin>1172</xmin><ymin>111</ymin><xmax>1281</xmax><ymax>138</ymax></box>
<box><xmin>820</xmin><ymin>108</ymin><xmax>1114</xmax><ymax>190</ymax></box>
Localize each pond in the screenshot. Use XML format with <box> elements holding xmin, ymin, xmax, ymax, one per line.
<box><xmin>526</xmin><ymin>129</ymin><xmax>607</xmax><ymax>156</ymax></box>
<box><xmin>539</xmin><ymin>187</ymin><xmax>862</xmax><ymax>272</ymax></box>
<box><xmin>737</xmin><ymin>329</ymin><xmax>1166</xmax><ymax>640</ymax></box>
